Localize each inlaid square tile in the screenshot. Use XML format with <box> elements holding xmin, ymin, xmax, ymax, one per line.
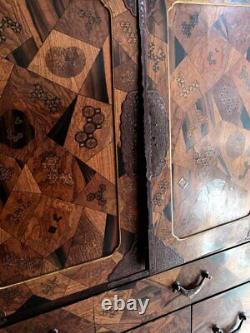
<box><xmin>170</xmin><ymin>57</ymin><xmax>206</xmax><ymax>111</ymax></box>
<box><xmin>64</xmin><ymin>96</ymin><xmax>113</xmax><ymax>164</ymax></box>
<box><xmin>0</xmin><ymin>0</ymin><xmax>31</xmax><ymax>58</ymax></box>
<box><xmin>55</xmin><ymin>0</ymin><xmax>110</xmax><ymax>49</ymax></box>
<box><xmin>189</xmin><ymin>27</ymin><xmax>241</xmax><ymax>90</ymax></box>
<box><xmin>29</xmin><ymin>30</ymin><xmax>99</xmax><ymax>93</ymax></box>
<box><xmin>169</xmin><ymin>3</ymin><xmax>209</xmax><ymax>54</ymax></box>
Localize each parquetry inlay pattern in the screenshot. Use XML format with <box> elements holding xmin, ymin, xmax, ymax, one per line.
<box><xmin>0</xmin><ymin>0</ymin><xmax>119</xmax><ymax>288</ymax></box>
<box><xmin>170</xmin><ymin>4</ymin><xmax>250</xmax><ymax>238</ymax></box>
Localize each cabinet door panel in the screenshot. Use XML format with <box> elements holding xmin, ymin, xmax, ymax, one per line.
<box><xmin>170</xmin><ymin>3</ymin><xmax>250</xmax><ymax>239</ymax></box>
<box><xmin>0</xmin><ymin>1</ymin><xmax>119</xmax><ymax>289</ymax></box>
<box><xmin>140</xmin><ymin>0</ymin><xmax>250</xmax><ymax>273</ymax></box>
<box><xmin>0</xmin><ymin>0</ymin><xmax>145</xmax><ymax>318</ymax></box>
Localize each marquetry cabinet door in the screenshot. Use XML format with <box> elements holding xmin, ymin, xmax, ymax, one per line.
<box><xmin>0</xmin><ymin>0</ymin><xmax>146</xmax><ymax>321</ymax></box>
<box><xmin>140</xmin><ymin>0</ymin><xmax>250</xmax><ymax>273</ymax></box>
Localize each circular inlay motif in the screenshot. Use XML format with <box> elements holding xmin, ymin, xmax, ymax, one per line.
<box><xmin>84</xmin><ymin>123</ymin><xmax>96</xmax><ymax>134</ymax></box>
<box><xmin>75</xmin><ymin>106</ymin><xmax>105</xmax><ymax>149</ymax></box>
<box><xmin>226</xmin><ymin>132</ymin><xmax>245</xmax><ymax>159</ymax></box>
<box><xmin>85</xmin><ymin>137</ymin><xmax>97</xmax><ymax>149</ymax></box>
<box><xmin>45</xmin><ymin>47</ymin><xmax>86</xmax><ymax>78</ymax></box>
<box><xmin>75</xmin><ymin>131</ymin><xmax>88</xmax><ymax>144</ymax></box>
<box><xmin>83</xmin><ymin>106</ymin><xmax>95</xmax><ymax>118</ymax></box>
<box><xmin>93</xmin><ymin>113</ymin><xmax>105</xmax><ymax>126</ymax></box>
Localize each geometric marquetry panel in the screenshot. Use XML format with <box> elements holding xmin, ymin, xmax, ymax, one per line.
<box><xmin>169</xmin><ymin>3</ymin><xmax>250</xmax><ymax>238</ymax></box>
<box><xmin>0</xmin><ymin>0</ymin><xmax>119</xmax><ymax>288</ymax></box>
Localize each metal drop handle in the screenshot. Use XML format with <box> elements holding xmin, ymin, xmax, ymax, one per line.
<box><xmin>212</xmin><ymin>313</ymin><xmax>247</xmax><ymax>333</ymax></box>
<box><xmin>172</xmin><ymin>271</ymin><xmax>212</xmax><ymax>298</ymax></box>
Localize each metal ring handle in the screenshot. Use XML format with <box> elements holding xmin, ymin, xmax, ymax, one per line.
<box><xmin>212</xmin><ymin>313</ymin><xmax>247</xmax><ymax>333</ymax></box>
<box><xmin>172</xmin><ymin>271</ymin><xmax>212</xmax><ymax>298</ymax></box>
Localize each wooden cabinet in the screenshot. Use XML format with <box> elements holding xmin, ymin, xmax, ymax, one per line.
<box><xmin>0</xmin><ymin>0</ymin><xmax>250</xmax><ymax>331</ymax></box>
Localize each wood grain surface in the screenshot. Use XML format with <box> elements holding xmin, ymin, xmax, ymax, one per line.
<box><xmin>170</xmin><ymin>3</ymin><xmax>250</xmax><ymax>239</ymax></box>
<box><xmin>2</xmin><ymin>242</ymin><xmax>248</xmax><ymax>332</ymax></box>
<box><xmin>193</xmin><ymin>282</ymin><xmax>250</xmax><ymax>333</ymax></box>
<box><xmin>128</xmin><ymin>307</ymin><xmax>191</xmax><ymax>333</ymax></box>
<box><xmin>0</xmin><ymin>0</ymin><xmax>119</xmax><ymax>288</ymax></box>
<box><xmin>0</xmin><ymin>298</ymin><xmax>95</xmax><ymax>333</ymax></box>
<box><xmin>93</xmin><ymin>243</ymin><xmax>249</xmax><ymax>332</ymax></box>
<box><xmin>0</xmin><ymin>0</ymin><xmax>145</xmax><ymax>320</ymax></box>
<box><xmin>140</xmin><ymin>0</ymin><xmax>250</xmax><ymax>274</ymax></box>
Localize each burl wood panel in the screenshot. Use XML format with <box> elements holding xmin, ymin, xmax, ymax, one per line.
<box><xmin>193</xmin><ymin>282</ymin><xmax>250</xmax><ymax>333</ymax></box>
<box><xmin>140</xmin><ymin>0</ymin><xmax>250</xmax><ymax>274</ymax></box>
<box><xmin>0</xmin><ymin>0</ymin><xmax>145</xmax><ymax>319</ymax></box>
<box><xmin>128</xmin><ymin>307</ymin><xmax>191</xmax><ymax>333</ymax></box>
<box><xmin>93</xmin><ymin>243</ymin><xmax>250</xmax><ymax>332</ymax></box>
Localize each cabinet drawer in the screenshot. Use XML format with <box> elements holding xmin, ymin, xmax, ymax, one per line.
<box><xmin>128</xmin><ymin>307</ymin><xmax>191</xmax><ymax>333</ymax></box>
<box><xmin>94</xmin><ymin>243</ymin><xmax>250</xmax><ymax>332</ymax></box>
<box><xmin>192</xmin><ymin>283</ymin><xmax>250</xmax><ymax>333</ymax></box>
<box><xmin>1</xmin><ymin>244</ymin><xmax>249</xmax><ymax>332</ymax></box>
<box><xmin>0</xmin><ymin>299</ymin><xmax>94</xmax><ymax>333</ymax></box>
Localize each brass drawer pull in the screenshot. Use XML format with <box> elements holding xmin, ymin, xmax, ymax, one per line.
<box><xmin>212</xmin><ymin>313</ymin><xmax>247</xmax><ymax>333</ymax></box>
<box><xmin>49</xmin><ymin>330</ymin><xmax>59</xmax><ymax>333</ymax></box>
<box><xmin>172</xmin><ymin>271</ymin><xmax>212</xmax><ymax>298</ymax></box>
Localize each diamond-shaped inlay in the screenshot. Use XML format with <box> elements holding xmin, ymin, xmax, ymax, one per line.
<box><xmin>178</xmin><ymin>177</ymin><xmax>189</xmax><ymax>189</ymax></box>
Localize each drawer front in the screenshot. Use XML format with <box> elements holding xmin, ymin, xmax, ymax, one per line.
<box><xmin>1</xmin><ymin>244</ymin><xmax>249</xmax><ymax>332</ymax></box>
<box><xmin>192</xmin><ymin>283</ymin><xmax>250</xmax><ymax>333</ymax></box>
<box><xmin>128</xmin><ymin>307</ymin><xmax>191</xmax><ymax>333</ymax></box>
<box><xmin>0</xmin><ymin>299</ymin><xmax>94</xmax><ymax>333</ymax></box>
<box><xmin>93</xmin><ymin>243</ymin><xmax>250</xmax><ymax>332</ymax></box>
